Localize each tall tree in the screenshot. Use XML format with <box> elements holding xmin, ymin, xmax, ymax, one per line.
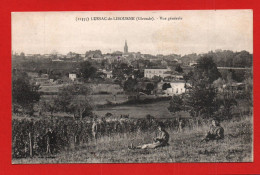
<box><xmin>175</xmin><ymin>64</ymin><xmax>183</xmax><ymax>73</ymax></box>
<box><xmin>79</xmin><ymin>61</ymin><xmax>97</xmax><ymax>81</ymax></box>
<box><xmin>186</xmin><ymin>56</ymin><xmax>221</xmax><ymax>118</ymax></box>
<box><xmin>168</xmin><ymin>95</ymin><xmax>183</xmax><ymax>114</ymax></box>
<box><xmin>146</xmin><ymin>83</ymin><xmax>155</xmax><ymax>94</ymax></box>
<box><xmin>123</xmin><ymin>77</ymin><xmax>138</xmax><ymax>93</ymax></box>
<box><xmin>12</xmin><ymin>71</ymin><xmax>41</xmax><ymax>115</ymax></box>
<box><xmin>55</xmin><ymin>83</ymin><xmax>93</xmax><ymax>119</ymax></box>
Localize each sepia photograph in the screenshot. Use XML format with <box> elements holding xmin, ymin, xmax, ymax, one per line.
<box><xmin>11</xmin><ymin>10</ymin><xmax>253</xmax><ymax>164</ymax></box>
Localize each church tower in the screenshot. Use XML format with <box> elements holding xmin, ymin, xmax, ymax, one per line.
<box><xmin>124</xmin><ymin>40</ymin><xmax>128</xmax><ymax>53</ymax></box>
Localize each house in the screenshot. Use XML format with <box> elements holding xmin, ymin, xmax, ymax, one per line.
<box><xmin>92</xmin><ymin>57</ymin><xmax>104</xmax><ymax>62</ymax></box>
<box><xmin>35</xmin><ymin>77</ymin><xmax>49</xmax><ymax>85</ymax></box>
<box><xmin>102</xmin><ymin>70</ymin><xmax>113</xmax><ymax>78</ymax></box>
<box><xmin>144</xmin><ymin>68</ymin><xmax>171</xmax><ymax>79</ymax></box>
<box><xmin>52</xmin><ymin>58</ymin><xmax>63</xmax><ymax>62</ymax></box>
<box><xmin>157</xmin><ymin>81</ymin><xmax>188</xmax><ymax>96</ymax></box>
<box><xmin>69</xmin><ymin>73</ymin><xmax>77</xmax><ymax>81</ymax></box>
<box><xmin>165</xmin><ymin>81</ymin><xmax>187</xmax><ymax>95</ymax></box>
<box><xmin>189</xmin><ymin>61</ymin><xmax>197</xmax><ymax>66</ymax></box>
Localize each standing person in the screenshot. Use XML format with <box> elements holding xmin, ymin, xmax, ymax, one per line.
<box><xmin>92</xmin><ymin>119</ymin><xmax>98</xmax><ymax>142</ymax></box>
<box><xmin>201</xmin><ymin>119</ymin><xmax>224</xmax><ymax>142</ymax></box>
<box><xmin>177</xmin><ymin>119</ymin><xmax>183</xmax><ymax>132</ymax></box>
<box><xmin>129</xmin><ymin>122</ymin><xmax>169</xmax><ymax>149</ymax></box>
<box><xmin>44</xmin><ymin>128</ymin><xmax>57</xmax><ymax>154</ymax></box>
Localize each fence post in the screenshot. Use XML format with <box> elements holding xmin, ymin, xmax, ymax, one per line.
<box><xmin>29</xmin><ymin>132</ymin><xmax>33</xmax><ymax>157</ymax></box>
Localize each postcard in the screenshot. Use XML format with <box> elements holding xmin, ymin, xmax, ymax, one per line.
<box><xmin>11</xmin><ymin>10</ymin><xmax>253</xmax><ymax>164</ymax></box>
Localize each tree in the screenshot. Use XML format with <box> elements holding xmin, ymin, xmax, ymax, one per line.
<box><xmin>168</xmin><ymin>95</ymin><xmax>183</xmax><ymax>113</ymax></box>
<box><xmin>20</xmin><ymin>52</ymin><xmax>25</xmax><ymax>59</ymax></box>
<box><xmin>133</xmin><ymin>69</ymin><xmax>144</xmax><ymax>79</ymax></box>
<box><xmin>193</xmin><ymin>55</ymin><xmax>221</xmax><ymax>84</ymax></box>
<box><xmin>185</xmin><ymin>85</ymin><xmax>217</xmax><ymax>118</ymax></box>
<box><xmin>12</xmin><ymin>71</ymin><xmax>41</xmax><ymax>115</ymax></box>
<box><xmin>85</xmin><ymin>50</ymin><xmax>102</xmax><ymax>58</ymax></box>
<box><xmin>146</xmin><ymin>83</ymin><xmax>155</xmax><ymax>94</ymax></box>
<box><xmin>123</xmin><ymin>77</ymin><xmax>138</xmax><ymax>93</ymax></box>
<box><xmin>112</xmin><ymin>62</ymin><xmax>133</xmax><ymax>81</ymax></box>
<box><xmin>175</xmin><ymin>64</ymin><xmax>183</xmax><ymax>73</ymax></box>
<box><xmin>186</xmin><ymin>56</ymin><xmax>221</xmax><ymax>118</ymax></box>
<box><xmin>40</xmin><ymin>96</ymin><xmax>57</xmax><ymax>116</ymax></box>
<box><xmin>183</xmin><ymin>70</ymin><xmax>193</xmax><ymax>82</ymax></box>
<box><xmin>55</xmin><ymin>83</ymin><xmax>93</xmax><ymax>119</ymax></box>
<box><xmin>241</xmin><ymin>70</ymin><xmax>253</xmax><ymax>111</ymax></box>
<box><xmin>162</xmin><ymin>83</ymin><xmax>171</xmax><ymax>90</ymax></box>
<box><xmin>79</xmin><ymin>61</ymin><xmax>97</xmax><ymax>81</ymax></box>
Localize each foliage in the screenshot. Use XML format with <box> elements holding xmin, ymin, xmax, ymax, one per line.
<box><xmin>183</xmin><ymin>70</ymin><xmax>193</xmax><ymax>82</ymax></box>
<box><xmin>168</xmin><ymin>95</ymin><xmax>183</xmax><ymax>113</ymax></box>
<box><xmin>85</xmin><ymin>50</ymin><xmax>102</xmax><ymax>58</ymax></box>
<box><xmin>186</xmin><ymin>56</ymin><xmax>221</xmax><ymax>118</ymax></box>
<box><xmin>40</xmin><ymin>97</ymin><xmax>57</xmax><ymax>116</ymax></box>
<box><xmin>54</xmin><ymin>83</ymin><xmax>93</xmax><ymax>119</ymax></box>
<box><xmin>123</xmin><ymin>77</ymin><xmax>138</xmax><ymax>93</ymax></box>
<box><xmin>175</xmin><ymin>64</ymin><xmax>183</xmax><ymax>73</ymax></box>
<box><xmin>207</xmin><ymin>50</ymin><xmax>253</xmax><ymax>68</ymax></box>
<box><xmin>215</xmin><ymin>97</ymin><xmax>237</xmax><ymax>120</ymax></box>
<box><xmin>162</xmin><ymin>83</ymin><xmax>171</xmax><ymax>90</ymax></box>
<box><xmin>133</xmin><ymin>69</ymin><xmax>144</xmax><ymax>79</ymax></box>
<box><xmin>12</xmin><ymin>116</ymin><xmax>252</xmax><ymax>163</ymax></box>
<box><xmin>12</xmin><ymin>71</ymin><xmax>41</xmax><ymax>115</ymax></box>
<box><xmin>193</xmin><ymin>56</ymin><xmax>221</xmax><ymax>84</ymax></box>
<box><xmin>112</xmin><ymin>62</ymin><xmax>133</xmax><ymax>81</ymax></box>
<box><xmin>146</xmin><ymin>83</ymin><xmax>154</xmax><ymax>94</ymax></box>
<box><xmin>79</xmin><ymin>61</ymin><xmax>97</xmax><ymax>81</ymax></box>
<box><xmin>241</xmin><ymin>71</ymin><xmax>253</xmax><ymax>107</ymax></box>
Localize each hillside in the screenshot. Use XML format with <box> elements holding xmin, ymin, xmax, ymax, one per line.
<box><xmin>13</xmin><ymin>116</ymin><xmax>252</xmax><ymax>164</ymax></box>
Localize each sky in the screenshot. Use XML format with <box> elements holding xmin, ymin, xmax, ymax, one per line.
<box><xmin>12</xmin><ymin>10</ymin><xmax>253</xmax><ymax>56</ymax></box>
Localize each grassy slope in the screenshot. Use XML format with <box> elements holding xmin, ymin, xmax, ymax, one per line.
<box><xmin>13</xmin><ymin>117</ymin><xmax>253</xmax><ymax>164</ymax></box>
<box><xmin>94</xmin><ymin>101</ymin><xmax>174</xmax><ymax>118</ymax></box>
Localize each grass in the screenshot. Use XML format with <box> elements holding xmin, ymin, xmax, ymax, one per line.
<box><xmin>94</xmin><ymin>101</ymin><xmax>174</xmax><ymax>118</ymax></box>
<box><xmin>12</xmin><ymin>116</ymin><xmax>253</xmax><ymax>164</ymax></box>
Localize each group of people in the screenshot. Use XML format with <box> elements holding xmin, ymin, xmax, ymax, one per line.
<box><xmin>129</xmin><ymin>119</ymin><xmax>224</xmax><ymax>150</ymax></box>
<box><xmin>37</xmin><ymin>118</ymin><xmax>225</xmax><ymax>153</ymax></box>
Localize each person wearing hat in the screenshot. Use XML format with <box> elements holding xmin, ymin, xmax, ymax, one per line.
<box><xmin>43</xmin><ymin>128</ymin><xmax>57</xmax><ymax>154</ymax></box>
<box><xmin>129</xmin><ymin>122</ymin><xmax>169</xmax><ymax>149</ymax></box>
<box><xmin>201</xmin><ymin>119</ymin><xmax>224</xmax><ymax>142</ymax></box>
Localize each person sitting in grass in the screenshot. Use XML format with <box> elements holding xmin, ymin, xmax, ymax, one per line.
<box><xmin>129</xmin><ymin>122</ymin><xmax>169</xmax><ymax>149</ymax></box>
<box><xmin>201</xmin><ymin>119</ymin><xmax>224</xmax><ymax>142</ymax></box>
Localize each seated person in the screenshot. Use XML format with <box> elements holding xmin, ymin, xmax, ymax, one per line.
<box><xmin>201</xmin><ymin>119</ymin><xmax>224</xmax><ymax>142</ymax></box>
<box><xmin>129</xmin><ymin>122</ymin><xmax>169</xmax><ymax>149</ymax></box>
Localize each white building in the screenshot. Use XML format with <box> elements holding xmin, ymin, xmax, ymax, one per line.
<box><xmin>102</xmin><ymin>70</ymin><xmax>113</xmax><ymax>79</ymax></box>
<box><xmin>189</xmin><ymin>61</ymin><xmax>197</xmax><ymax>66</ymax></box>
<box><xmin>69</xmin><ymin>73</ymin><xmax>77</xmax><ymax>81</ymax></box>
<box><xmin>144</xmin><ymin>68</ymin><xmax>171</xmax><ymax>79</ymax></box>
<box><xmin>165</xmin><ymin>81</ymin><xmax>187</xmax><ymax>95</ymax></box>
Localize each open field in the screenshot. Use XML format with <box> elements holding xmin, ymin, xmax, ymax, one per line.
<box><xmin>39</xmin><ymin>83</ymin><xmax>123</xmax><ymax>94</ymax></box>
<box><xmin>12</xmin><ymin>116</ymin><xmax>253</xmax><ymax>163</ymax></box>
<box><xmin>94</xmin><ymin>101</ymin><xmax>176</xmax><ymax>118</ymax></box>
<box><xmin>41</xmin><ymin>94</ymin><xmax>128</xmax><ymax>105</ymax></box>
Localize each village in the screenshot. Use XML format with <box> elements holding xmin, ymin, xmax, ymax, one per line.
<box><xmin>12</xmin><ymin>40</ymin><xmax>252</xmax><ymax>120</ymax></box>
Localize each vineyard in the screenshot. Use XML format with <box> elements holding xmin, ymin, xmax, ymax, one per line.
<box><xmin>12</xmin><ymin>117</ymin><xmax>210</xmax><ymax>158</ymax></box>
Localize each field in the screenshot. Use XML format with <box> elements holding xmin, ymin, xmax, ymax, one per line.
<box><xmin>94</xmin><ymin>101</ymin><xmax>177</xmax><ymax>118</ymax></box>
<box><xmin>42</xmin><ymin>94</ymin><xmax>128</xmax><ymax>106</ymax></box>
<box><xmin>12</xmin><ymin>116</ymin><xmax>253</xmax><ymax>163</ymax></box>
<box><xmin>39</xmin><ymin>83</ymin><xmax>124</xmax><ymax>94</ymax></box>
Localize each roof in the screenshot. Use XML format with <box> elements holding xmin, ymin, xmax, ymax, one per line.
<box><xmin>145</xmin><ymin>68</ymin><xmax>169</xmax><ymax>70</ymax></box>
<box><xmin>164</xmin><ymin>71</ymin><xmax>173</xmax><ymax>74</ymax></box>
